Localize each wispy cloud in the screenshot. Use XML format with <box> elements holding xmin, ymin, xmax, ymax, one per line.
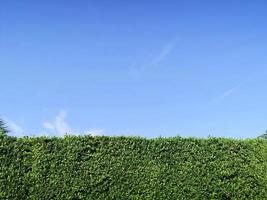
<box><xmin>3</xmin><ymin>110</ymin><xmax>106</xmax><ymax>137</ymax></box>
<box><xmin>84</xmin><ymin>129</ymin><xmax>105</xmax><ymax>136</ymax></box>
<box><xmin>43</xmin><ymin>110</ymin><xmax>72</xmax><ymax>136</ymax></box>
<box><xmin>150</xmin><ymin>38</ymin><xmax>179</xmax><ymax>67</ymax></box>
<box><xmin>5</xmin><ymin>119</ymin><xmax>25</xmax><ymax>137</ymax></box>
<box><xmin>215</xmin><ymin>84</ymin><xmax>241</xmax><ymax>101</ymax></box>
<box><xmin>43</xmin><ymin>110</ymin><xmax>106</xmax><ymax>137</ymax></box>
<box><xmin>129</xmin><ymin>37</ymin><xmax>179</xmax><ymax>77</ymax></box>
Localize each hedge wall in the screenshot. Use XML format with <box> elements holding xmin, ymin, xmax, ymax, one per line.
<box><xmin>1</xmin><ymin>134</ymin><xmax>267</xmax><ymax>199</ymax></box>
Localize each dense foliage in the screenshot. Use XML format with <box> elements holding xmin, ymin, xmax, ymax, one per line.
<box><xmin>0</xmin><ymin>119</ymin><xmax>8</xmax><ymax>135</ymax></box>
<box><xmin>1</xmin><ymin>135</ymin><xmax>267</xmax><ymax>199</ymax></box>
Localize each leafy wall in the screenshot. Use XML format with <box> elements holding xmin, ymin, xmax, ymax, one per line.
<box><xmin>1</xmin><ymin>134</ymin><xmax>267</xmax><ymax>199</ymax></box>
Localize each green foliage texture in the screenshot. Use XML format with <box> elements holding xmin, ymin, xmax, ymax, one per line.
<box><xmin>0</xmin><ymin>119</ymin><xmax>8</xmax><ymax>135</ymax></box>
<box><xmin>1</xmin><ymin>135</ymin><xmax>267</xmax><ymax>199</ymax></box>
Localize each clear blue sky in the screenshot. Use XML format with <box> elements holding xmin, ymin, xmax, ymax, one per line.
<box><xmin>1</xmin><ymin>0</ymin><xmax>267</xmax><ymax>138</ymax></box>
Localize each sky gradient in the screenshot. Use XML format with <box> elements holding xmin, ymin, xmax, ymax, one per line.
<box><xmin>1</xmin><ymin>0</ymin><xmax>267</xmax><ymax>138</ymax></box>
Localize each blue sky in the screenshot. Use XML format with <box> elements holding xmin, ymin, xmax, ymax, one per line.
<box><xmin>1</xmin><ymin>0</ymin><xmax>267</xmax><ymax>138</ymax></box>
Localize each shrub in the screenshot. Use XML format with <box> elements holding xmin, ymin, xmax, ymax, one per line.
<box><xmin>0</xmin><ymin>119</ymin><xmax>8</xmax><ymax>135</ymax></box>
<box><xmin>1</xmin><ymin>135</ymin><xmax>267</xmax><ymax>199</ymax></box>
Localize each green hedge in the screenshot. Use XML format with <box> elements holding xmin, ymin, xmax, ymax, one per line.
<box><xmin>1</xmin><ymin>134</ymin><xmax>267</xmax><ymax>199</ymax></box>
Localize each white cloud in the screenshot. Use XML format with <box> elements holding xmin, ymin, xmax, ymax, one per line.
<box><xmin>43</xmin><ymin>122</ymin><xmax>55</xmax><ymax>130</ymax></box>
<box><xmin>3</xmin><ymin>110</ymin><xmax>107</xmax><ymax>137</ymax></box>
<box><xmin>42</xmin><ymin>110</ymin><xmax>106</xmax><ymax>137</ymax></box>
<box><xmin>43</xmin><ymin>110</ymin><xmax>72</xmax><ymax>136</ymax></box>
<box><xmin>129</xmin><ymin>37</ymin><xmax>179</xmax><ymax>77</ymax></box>
<box><xmin>150</xmin><ymin>37</ymin><xmax>179</xmax><ymax>67</ymax></box>
<box><xmin>84</xmin><ymin>129</ymin><xmax>105</xmax><ymax>136</ymax></box>
<box><xmin>5</xmin><ymin>119</ymin><xmax>25</xmax><ymax>137</ymax></box>
<box><xmin>215</xmin><ymin>84</ymin><xmax>241</xmax><ymax>101</ymax></box>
